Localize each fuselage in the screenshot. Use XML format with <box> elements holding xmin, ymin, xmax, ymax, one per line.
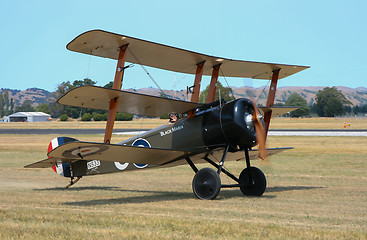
<box><xmin>122</xmin><ymin>98</ymin><xmax>258</xmax><ymax>152</ymax></box>
<box><xmin>54</xmin><ymin>98</ymin><xmax>261</xmax><ymax>177</ymax></box>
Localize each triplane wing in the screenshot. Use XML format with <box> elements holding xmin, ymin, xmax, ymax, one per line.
<box><xmin>25</xmin><ymin>140</ymin><xmax>292</xmax><ymax>169</ymax></box>
<box><xmin>58</xmin><ymin>85</ymin><xmax>202</xmax><ymax>117</ymax></box>
<box><xmin>67</xmin><ymin>29</ymin><xmax>309</xmax><ymax>80</ymax></box>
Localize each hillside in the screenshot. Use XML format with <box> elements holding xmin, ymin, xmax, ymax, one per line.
<box><xmin>1</xmin><ymin>86</ymin><xmax>367</xmax><ymax>108</ymax></box>
<box><xmin>127</xmin><ymin>86</ymin><xmax>367</xmax><ymax>106</ymax></box>
<box><xmin>0</xmin><ymin>88</ymin><xmax>53</xmax><ymax>107</ymax></box>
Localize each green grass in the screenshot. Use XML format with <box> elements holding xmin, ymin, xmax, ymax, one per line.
<box><xmin>0</xmin><ymin>135</ymin><xmax>367</xmax><ymax>239</ymax></box>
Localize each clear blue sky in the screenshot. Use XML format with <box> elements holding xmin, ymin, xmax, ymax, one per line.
<box><xmin>1</xmin><ymin>0</ymin><xmax>366</xmax><ymax>92</ymax></box>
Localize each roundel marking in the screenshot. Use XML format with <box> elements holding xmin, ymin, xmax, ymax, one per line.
<box><xmin>71</xmin><ymin>146</ymin><xmax>100</xmax><ymax>157</ymax></box>
<box><xmin>114</xmin><ymin>162</ymin><xmax>129</xmax><ymax>171</ymax></box>
<box><xmin>132</xmin><ymin>138</ymin><xmax>150</xmax><ymax>168</ymax></box>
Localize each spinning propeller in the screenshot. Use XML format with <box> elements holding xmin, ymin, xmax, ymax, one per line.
<box><xmin>251</xmin><ymin>100</ymin><xmax>268</xmax><ymax>160</ymax></box>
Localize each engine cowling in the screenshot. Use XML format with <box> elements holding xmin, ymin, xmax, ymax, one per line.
<box><xmin>202</xmin><ymin>98</ymin><xmax>261</xmax><ymax>150</ymax></box>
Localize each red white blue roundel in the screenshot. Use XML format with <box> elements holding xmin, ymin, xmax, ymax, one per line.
<box><xmin>132</xmin><ymin>138</ymin><xmax>150</xmax><ymax>168</ymax></box>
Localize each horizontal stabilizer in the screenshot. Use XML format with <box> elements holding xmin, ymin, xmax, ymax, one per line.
<box><xmin>24</xmin><ymin>158</ymin><xmax>75</xmax><ymax>168</ymax></box>
<box><xmin>259</xmin><ymin>106</ymin><xmax>299</xmax><ymax>118</ymax></box>
<box><xmin>67</xmin><ymin>30</ymin><xmax>309</xmax><ymax>80</ymax></box>
<box><xmin>46</xmin><ymin>141</ymin><xmax>189</xmax><ymax>165</ymax></box>
<box><xmin>58</xmin><ymin>86</ymin><xmax>202</xmax><ymax>117</ymax></box>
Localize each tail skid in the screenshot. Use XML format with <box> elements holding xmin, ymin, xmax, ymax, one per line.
<box><xmin>65</xmin><ymin>176</ymin><xmax>82</xmax><ymax>189</ymax></box>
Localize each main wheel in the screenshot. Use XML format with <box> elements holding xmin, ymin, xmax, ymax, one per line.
<box><xmin>239</xmin><ymin>167</ymin><xmax>266</xmax><ymax>196</ymax></box>
<box><xmin>192</xmin><ymin>168</ymin><xmax>221</xmax><ymax>200</ymax></box>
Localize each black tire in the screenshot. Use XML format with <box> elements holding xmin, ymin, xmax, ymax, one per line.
<box><xmin>239</xmin><ymin>167</ymin><xmax>266</xmax><ymax>196</ymax></box>
<box><xmin>192</xmin><ymin>168</ymin><xmax>221</xmax><ymax>200</ymax></box>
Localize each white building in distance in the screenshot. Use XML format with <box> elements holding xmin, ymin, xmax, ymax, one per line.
<box><xmin>6</xmin><ymin>112</ymin><xmax>51</xmax><ymax>122</ymax></box>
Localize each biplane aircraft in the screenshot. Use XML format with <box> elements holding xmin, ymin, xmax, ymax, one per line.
<box><xmin>25</xmin><ymin>30</ymin><xmax>309</xmax><ymax>200</ymax></box>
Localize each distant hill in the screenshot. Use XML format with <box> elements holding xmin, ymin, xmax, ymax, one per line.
<box><xmin>231</xmin><ymin>86</ymin><xmax>367</xmax><ymax>106</ymax></box>
<box><xmin>125</xmin><ymin>86</ymin><xmax>367</xmax><ymax>106</ymax></box>
<box><xmin>1</xmin><ymin>86</ymin><xmax>367</xmax><ymax>107</ymax></box>
<box><xmin>0</xmin><ymin>88</ymin><xmax>54</xmax><ymax>107</ymax></box>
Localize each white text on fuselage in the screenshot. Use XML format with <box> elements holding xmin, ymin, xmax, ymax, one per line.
<box><xmin>160</xmin><ymin>125</ymin><xmax>184</xmax><ymax>137</ymax></box>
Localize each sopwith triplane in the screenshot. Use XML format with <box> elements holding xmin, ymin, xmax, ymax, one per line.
<box><xmin>25</xmin><ymin>30</ymin><xmax>308</xmax><ymax>200</ymax></box>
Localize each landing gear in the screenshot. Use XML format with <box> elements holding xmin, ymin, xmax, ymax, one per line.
<box><xmin>188</xmin><ymin>146</ymin><xmax>267</xmax><ymax>199</ymax></box>
<box><xmin>192</xmin><ymin>168</ymin><xmax>221</xmax><ymax>200</ymax></box>
<box><xmin>239</xmin><ymin>167</ymin><xmax>266</xmax><ymax>196</ymax></box>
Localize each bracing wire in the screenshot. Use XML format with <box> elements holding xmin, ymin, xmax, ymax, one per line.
<box><xmin>127</xmin><ymin>48</ymin><xmax>168</xmax><ymax>98</ymax></box>
<box><xmin>220</xmin><ymin>69</ymin><xmax>236</xmax><ymax>100</ymax></box>
<box><xmin>255</xmin><ymin>79</ymin><xmax>271</xmax><ymax>104</ymax></box>
<box><xmin>86</xmin><ymin>55</ymin><xmax>92</xmax><ymax>79</ymax></box>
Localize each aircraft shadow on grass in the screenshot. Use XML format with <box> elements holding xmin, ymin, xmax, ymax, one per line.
<box><xmin>35</xmin><ymin>185</ymin><xmax>323</xmax><ymax>206</ymax></box>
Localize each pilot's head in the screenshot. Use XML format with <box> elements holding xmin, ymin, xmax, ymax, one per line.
<box><xmin>169</xmin><ymin>112</ymin><xmax>178</xmax><ymax>123</ymax></box>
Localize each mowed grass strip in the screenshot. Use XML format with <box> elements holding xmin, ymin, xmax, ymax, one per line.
<box><xmin>0</xmin><ymin>134</ymin><xmax>366</xmax><ymax>239</ymax></box>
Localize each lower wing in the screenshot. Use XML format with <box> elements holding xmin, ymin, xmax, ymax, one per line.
<box><xmin>25</xmin><ymin>141</ymin><xmax>292</xmax><ymax>169</ymax></box>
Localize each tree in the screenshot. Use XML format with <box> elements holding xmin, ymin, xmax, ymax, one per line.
<box><xmin>315</xmin><ymin>87</ymin><xmax>351</xmax><ymax>117</ymax></box>
<box><xmin>59</xmin><ymin>114</ymin><xmax>68</xmax><ymax>121</ymax></box>
<box><xmin>284</xmin><ymin>93</ymin><xmax>310</xmax><ymax>117</ymax></box>
<box><xmin>103</xmin><ymin>81</ymin><xmax>114</xmax><ymax>89</ymax></box>
<box><xmin>72</xmin><ymin>78</ymin><xmax>96</xmax><ymax>88</ymax></box>
<box><xmin>10</xmin><ymin>99</ymin><xmax>14</xmax><ymax>114</ymax></box>
<box><xmin>92</xmin><ymin>113</ymin><xmax>104</xmax><ymax>121</ymax></box>
<box><xmin>36</xmin><ymin>103</ymin><xmax>51</xmax><ymax>114</ymax></box>
<box><xmin>198</xmin><ymin>82</ymin><xmax>235</xmax><ymax>103</ymax></box>
<box><xmin>3</xmin><ymin>90</ymin><xmax>9</xmax><ymax>113</ymax></box>
<box><xmin>51</xmin><ymin>78</ymin><xmax>97</xmax><ymax>118</ymax></box>
<box><xmin>16</xmin><ymin>100</ymin><xmax>35</xmax><ymax>112</ymax></box>
<box><xmin>81</xmin><ymin>113</ymin><xmax>92</xmax><ymax>121</ymax></box>
<box><xmin>0</xmin><ymin>93</ymin><xmax>4</xmax><ymax>117</ymax></box>
<box><xmin>115</xmin><ymin>113</ymin><xmax>133</xmax><ymax>121</ymax></box>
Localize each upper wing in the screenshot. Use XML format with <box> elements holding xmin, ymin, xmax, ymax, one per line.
<box><xmin>58</xmin><ymin>86</ymin><xmax>202</xmax><ymax>117</ymax></box>
<box><xmin>259</xmin><ymin>106</ymin><xmax>299</xmax><ymax>118</ymax></box>
<box><xmin>67</xmin><ymin>30</ymin><xmax>309</xmax><ymax>80</ymax></box>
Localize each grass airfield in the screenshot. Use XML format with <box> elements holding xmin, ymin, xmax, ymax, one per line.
<box><xmin>0</xmin><ymin>118</ymin><xmax>367</xmax><ymax>239</ymax></box>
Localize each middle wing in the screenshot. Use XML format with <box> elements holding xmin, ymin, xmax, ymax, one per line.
<box><xmin>58</xmin><ymin>85</ymin><xmax>203</xmax><ymax>117</ymax></box>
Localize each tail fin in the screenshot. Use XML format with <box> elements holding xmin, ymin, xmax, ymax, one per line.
<box><xmin>49</xmin><ymin>137</ymin><xmax>78</xmax><ymax>177</ymax></box>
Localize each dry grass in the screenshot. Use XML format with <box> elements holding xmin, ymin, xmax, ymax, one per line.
<box><xmin>0</xmin><ymin>133</ymin><xmax>367</xmax><ymax>239</ymax></box>
<box><xmin>0</xmin><ymin>119</ymin><xmax>167</xmax><ymax>129</ymax></box>
<box><xmin>269</xmin><ymin>117</ymin><xmax>367</xmax><ymax>129</ymax></box>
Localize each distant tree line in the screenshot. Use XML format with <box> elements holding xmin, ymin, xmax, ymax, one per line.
<box><xmin>2</xmin><ymin>79</ymin><xmax>367</xmax><ymax>119</ymax></box>
<box><xmin>260</xmin><ymin>86</ymin><xmax>367</xmax><ymax>118</ymax></box>
<box><xmin>30</xmin><ymin>78</ymin><xmax>133</xmax><ymax>121</ymax></box>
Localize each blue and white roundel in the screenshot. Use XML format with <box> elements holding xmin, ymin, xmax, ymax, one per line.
<box><xmin>132</xmin><ymin>138</ymin><xmax>150</xmax><ymax>168</ymax></box>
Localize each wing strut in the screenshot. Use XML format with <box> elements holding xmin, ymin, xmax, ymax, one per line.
<box><xmin>104</xmin><ymin>44</ymin><xmax>129</xmax><ymax>143</ymax></box>
<box><xmin>206</xmin><ymin>64</ymin><xmax>222</xmax><ymax>103</ymax></box>
<box><xmin>263</xmin><ymin>69</ymin><xmax>280</xmax><ymax>139</ymax></box>
<box><xmin>188</xmin><ymin>61</ymin><xmax>205</xmax><ymax>117</ymax></box>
